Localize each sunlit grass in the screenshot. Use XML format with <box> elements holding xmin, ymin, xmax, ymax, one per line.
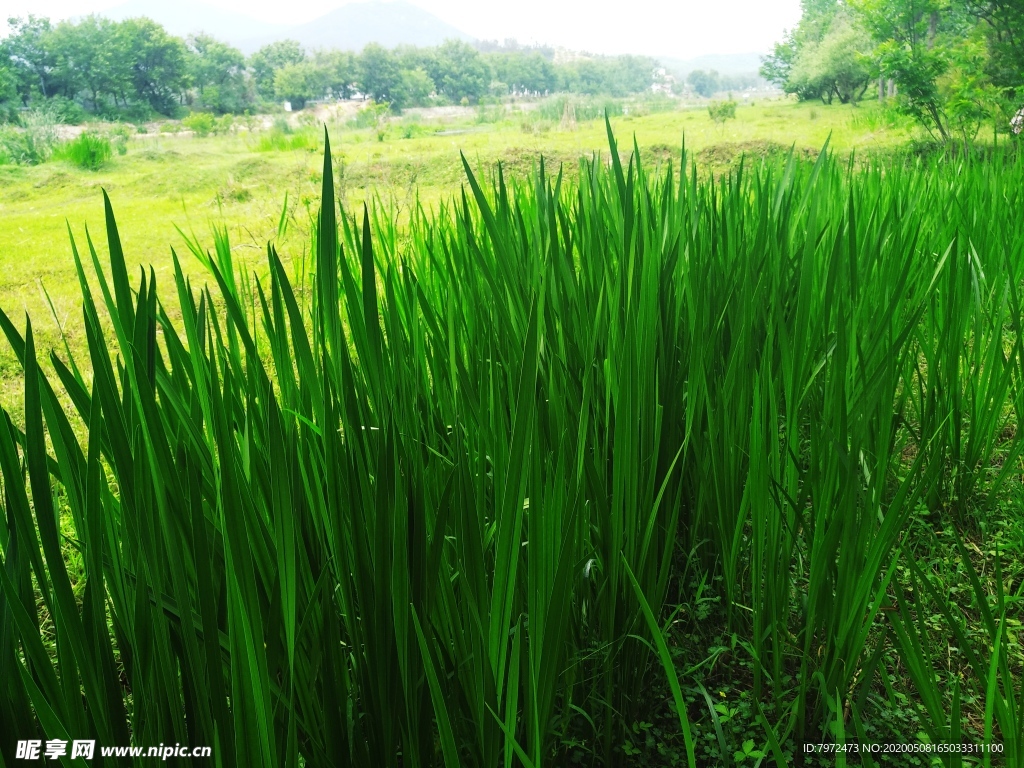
<box><xmin>0</xmin><ymin>111</ymin><xmax>1020</xmax><ymax>766</ymax></box>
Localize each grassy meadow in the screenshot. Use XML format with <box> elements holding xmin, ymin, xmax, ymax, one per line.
<box><xmin>0</xmin><ymin>99</ymin><xmax>913</xmax><ymax>405</ymax></box>
<box><xmin>1</xmin><ymin>98</ymin><xmax>1022</xmax><ymax>767</ymax></box>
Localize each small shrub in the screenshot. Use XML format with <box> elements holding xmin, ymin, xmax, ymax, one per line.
<box><xmin>0</xmin><ymin>106</ymin><xmax>61</xmax><ymax>165</ymax></box>
<box><xmin>217</xmin><ymin>114</ymin><xmax>236</xmax><ymax>135</ymax></box>
<box><xmin>255</xmin><ymin>128</ymin><xmax>318</xmax><ymax>152</ymax></box>
<box><xmin>399</xmin><ymin>117</ymin><xmax>428</xmax><ymax>139</ymax></box>
<box><xmin>159</xmin><ymin>122</ymin><xmax>179</xmax><ymax>134</ymax></box>
<box><xmin>43</xmin><ymin>95</ymin><xmax>87</xmax><ymax>125</ymax></box>
<box><xmin>351</xmin><ymin>101</ymin><xmax>391</xmax><ymax>141</ymax></box>
<box><xmin>708</xmin><ymin>98</ymin><xmax>738</xmax><ymax>125</ymax></box>
<box><xmin>55</xmin><ymin>132</ymin><xmax>113</xmax><ymax>170</ymax></box>
<box><xmin>107</xmin><ymin>124</ymin><xmax>133</xmax><ymax>155</ymax></box>
<box><xmin>182</xmin><ymin>112</ymin><xmax>217</xmax><ymax>137</ymax></box>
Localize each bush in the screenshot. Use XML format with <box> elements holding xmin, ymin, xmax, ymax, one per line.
<box><xmin>107</xmin><ymin>124</ymin><xmax>133</xmax><ymax>155</ymax></box>
<box><xmin>708</xmin><ymin>98</ymin><xmax>738</xmax><ymax>124</ymax></box>
<box><xmin>55</xmin><ymin>132</ymin><xmax>113</xmax><ymax>170</ymax></box>
<box><xmin>54</xmin><ymin>95</ymin><xmax>87</xmax><ymax>125</ymax></box>
<box><xmin>255</xmin><ymin>127</ymin><xmax>318</xmax><ymax>152</ymax></box>
<box><xmin>0</xmin><ymin>106</ymin><xmax>62</xmax><ymax>165</ymax></box>
<box><xmin>182</xmin><ymin>112</ymin><xmax>216</xmax><ymax>137</ymax></box>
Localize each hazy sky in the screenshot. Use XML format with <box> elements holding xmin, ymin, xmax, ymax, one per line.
<box><xmin>2</xmin><ymin>0</ymin><xmax>803</xmax><ymax>57</ymax></box>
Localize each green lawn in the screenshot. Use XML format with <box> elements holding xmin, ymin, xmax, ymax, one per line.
<box><xmin>0</xmin><ymin>98</ymin><xmax>914</xmax><ymax>409</ymax></box>
<box><xmin>1</xmin><ymin>96</ymin><xmax>1021</xmax><ymax>766</ymax></box>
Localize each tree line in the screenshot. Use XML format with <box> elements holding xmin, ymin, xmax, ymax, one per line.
<box><xmin>0</xmin><ymin>15</ymin><xmax>661</xmax><ymax>122</ymax></box>
<box><xmin>762</xmin><ymin>0</ymin><xmax>1024</xmax><ymax>142</ymax></box>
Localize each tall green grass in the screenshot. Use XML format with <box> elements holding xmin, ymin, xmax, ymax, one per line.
<box><xmin>0</xmin><ymin>124</ymin><xmax>1022</xmax><ymax>766</ymax></box>
<box><xmin>54</xmin><ymin>132</ymin><xmax>114</xmax><ymax>170</ymax></box>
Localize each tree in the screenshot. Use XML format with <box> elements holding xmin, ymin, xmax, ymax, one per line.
<box><xmin>788</xmin><ymin>12</ymin><xmax>874</xmax><ymax>103</ymax></box>
<box><xmin>492</xmin><ymin>52</ymin><xmax>556</xmax><ymax>94</ymax></box>
<box><xmin>116</xmin><ymin>17</ymin><xmax>188</xmax><ymax>114</ymax></box>
<box><xmin>274</xmin><ymin>62</ymin><xmax>319</xmax><ymax>108</ymax></box>
<box><xmin>310</xmin><ymin>50</ymin><xmax>356</xmax><ymax>100</ymax></box>
<box><xmin>609</xmin><ymin>56</ymin><xmax>656</xmax><ymax>96</ymax></box>
<box><xmin>187</xmin><ymin>34</ymin><xmax>251</xmax><ymax>113</ymax></box>
<box><xmin>3</xmin><ymin>16</ymin><xmax>59</xmax><ymax>103</ymax></box>
<box><xmin>397</xmin><ymin>67</ymin><xmax>434</xmax><ymax>107</ymax></box>
<box><xmin>249</xmin><ymin>40</ymin><xmax>305</xmax><ymax>101</ymax></box>
<box><xmin>426</xmin><ymin>40</ymin><xmax>491</xmax><ymax>103</ymax></box>
<box><xmin>761</xmin><ymin>0</ymin><xmax>850</xmax><ymax>100</ymax></box>
<box><xmin>48</xmin><ymin>16</ymin><xmax>120</xmax><ymax>111</ymax></box>
<box><xmin>708</xmin><ymin>97</ymin><xmax>738</xmax><ymax>124</ymax></box>
<box><xmin>358</xmin><ymin>44</ymin><xmax>404</xmax><ymax>106</ymax></box>
<box><xmin>687</xmin><ymin>69</ymin><xmax>721</xmax><ymax>97</ymax></box>
<box><xmin>851</xmin><ymin>0</ymin><xmax>996</xmax><ymax>141</ymax></box>
<box><xmin>962</xmin><ymin>0</ymin><xmax>1024</xmax><ymax>113</ymax></box>
<box><xmin>0</xmin><ymin>58</ymin><xmax>17</xmax><ymax>120</ymax></box>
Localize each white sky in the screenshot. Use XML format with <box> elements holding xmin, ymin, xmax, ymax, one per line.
<box><xmin>0</xmin><ymin>0</ymin><xmax>803</xmax><ymax>58</ymax></box>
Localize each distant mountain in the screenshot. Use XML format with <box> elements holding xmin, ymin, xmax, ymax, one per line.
<box><xmin>660</xmin><ymin>52</ymin><xmax>766</xmax><ymax>77</ymax></box>
<box><xmin>96</xmin><ymin>0</ymin><xmax>279</xmax><ymax>42</ymax></box>
<box><xmin>238</xmin><ymin>0</ymin><xmax>474</xmax><ymax>54</ymax></box>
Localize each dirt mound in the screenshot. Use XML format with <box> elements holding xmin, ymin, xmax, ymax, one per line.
<box><xmin>696</xmin><ymin>140</ymin><xmax>819</xmax><ymax>168</ymax></box>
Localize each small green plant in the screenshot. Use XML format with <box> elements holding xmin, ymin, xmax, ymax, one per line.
<box><xmin>708</xmin><ymin>97</ymin><xmax>738</xmax><ymax>125</ymax></box>
<box><xmin>0</xmin><ymin>106</ymin><xmax>62</xmax><ymax>165</ymax></box>
<box><xmin>255</xmin><ymin>127</ymin><xmax>318</xmax><ymax>152</ymax></box>
<box><xmin>352</xmin><ymin>101</ymin><xmax>391</xmax><ymax>141</ymax></box>
<box><xmin>106</xmin><ymin>123</ymin><xmax>133</xmax><ymax>155</ymax></box>
<box><xmin>182</xmin><ymin>112</ymin><xmax>216</xmax><ymax>137</ymax></box>
<box><xmin>733</xmin><ymin>739</ymin><xmax>765</xmax><ymax>763</ymax></box>
<box><xmin>55</xmin><ymin>132</ymin><xmax>113</xmax><ymax>169</ymax></box>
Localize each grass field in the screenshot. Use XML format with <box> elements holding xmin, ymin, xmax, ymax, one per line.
<box><xmin>0</xmin><ymin>98</ymin><xmax>916</xmax><ymax>405</ymax></box>
<box><xmin>2</xmin><ymin>99</ymin><xmax>1021</xmax><ymax>767</ymax></box>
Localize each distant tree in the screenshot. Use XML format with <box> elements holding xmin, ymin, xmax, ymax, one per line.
<box><xmin>309</xmin><ymin>50</ymin><xmax>356</xmax><ymax>99</ymax></box>
<box><xmin>397</xmin><ymin>67</ymin><xmax>435</xmax><ymax>106</ymax></box>
<box><xmin>274</xmin><ymin>61</ymin><xmax>319</xmax><ymax>108</ymax></box>
<box><xmin>687</xmin><ymin>69</ymin><xmax>721</xmax><ymax>97</ymax></box>
<box><xmin>3</xmin><ymin>16</ymin><xmax>59</xmax><ymax>102</ymax></box>
<box><xmin>610</xmin><ymin>56</ymin><xmax>656</xmax><ymax>95</ymax></box>
<box><xmin>116</xmin><ymin>17</ymin><xmax>188</xmax><ymax>114</ymax></box>
<box><xmin>491</xmin><ymin>52</ymin><xmax>556</xmax><ymax>94</ymax></box>
<box><xmin>358</xmin><ymin>43</ymin><xmax>404</xmax><ymax>106</ymax></box>
<box><xmin>0</xmin><ymin>59</ymin><xmax>17</xmax><ymax>120</ymax></box>
<box><xmin>761</xmin><ymin>0</ymin><xmax>847</xmax><ymax>100</ymax></box>
<box><xmin>187</xmin><ymin>34</ymin><xmax>251</xmax><ymax>113</ymax></box>
<box><xmin>788</xmin><ymin>11</ymin><xmax>873</xmax><ymax>103</ymax></box>
<box><xmin>426</xmin><ymin>40</ymin><xmax>491</xmax><ymax>103</ymax></box>
<box><xmin>48</xmin><ymin>16</ymin><xmax>120</xmax><ymax>110</ymax></box>
<box><xmin>760</xmin><ymin>40</ymin><xmax>796</xmax><ymax>90</ymax></box>
<box><xmin>249</xmin><ymin>40</ymin><xmax>305</xmax><ymax>101</ymax></box>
